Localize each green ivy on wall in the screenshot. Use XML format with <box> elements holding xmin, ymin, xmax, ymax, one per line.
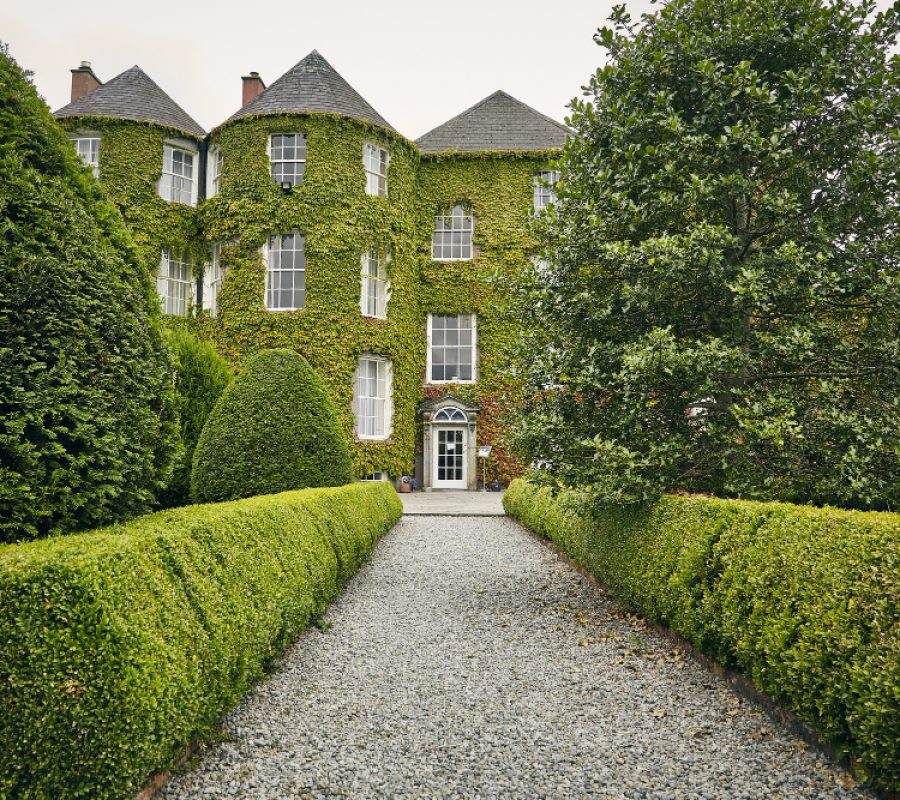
<box><xmin>55</xmin><ymin>117</ymin><xmax>203</xmax><ymax>274</ymax></box>
<box><xmin>57</xmin><ymin>110</ymin><xmax>559</xmax><ymax>483</ymax></box>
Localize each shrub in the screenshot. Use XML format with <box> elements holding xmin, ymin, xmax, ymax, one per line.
<box><xmin>0</xmin><ymin>480</ymin><xmax>401</xmax><ymax>799</ymax></box>
<box><xmin>159</xmin><ymin>329</ymin><xmax>233</xmax><ymax>507</ymax></box>
<box><xmin>191</xmin><ymin>348</ymin><xmax>354</xmax><ymax>502</ymax></box>
<box><xmin>0</xmin><ymin>46</ymin><xmax>179</xmax><ymax>543</ymax></box>
<box><xmin>504</xmin><ymin>479</ymin><xmax>900</xmax><ymax>792</ymax></box>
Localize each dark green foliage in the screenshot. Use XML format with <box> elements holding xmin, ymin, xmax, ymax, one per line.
<box><xmin>159</xmin><ymin>329</ymin><xmax>233</xmax><ymax>507</ymax></box>
<box><xmin>505</xmin><ymin>479</ymin><xmax>900</xmax><ymax>791</ymax></box>
<box><xmin>0</xmin><ymin>46</ymin><xmax>179</xmax><ymax>542</ymax></box>
<box><xmin>0</xmin><ymin>480</ymin><xmax>401</xmax><ymax>799</ymax></box>
<box><xmin>517</xmin><ymin>0</ymin><xmax>900</xmax><ymax>508</ymax></box>
<box><xmin>191</xmin><ymin>349</ymin><xmax>354</xmax><ymax>502</ymax></box>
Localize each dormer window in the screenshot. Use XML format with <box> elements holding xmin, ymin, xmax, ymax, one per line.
<box><xmin>270</xmin><ymin>133</ymin><xmax>306</xmax><ymax>187</ymax></box>
<box><xmin>534</xmin><ymin>170</ymin><xmax>560</xmax><ymax>212</ymax></box>
<box><xmin>432</xmin><ymin>205</ymin><xmax>473</xmax><ymax>261</ymax></box>
<box><xmin>363</xmin><ymin>143</ymin><xmax>389</xmax><ymax>197</ymax></box>
<box><xmin>207</xmin><ymin>146</ymin><xmax>223</xmax><ymax>197</ymax></box>
<box><xmin>159</xmin><ymin>143</ymin><xmax>196</xmax><ymax>206</ymax></box>
<box><xmin>72</xmin><ymin>136</ymin><xmax>100</xmax><ymax>177</ymax></box>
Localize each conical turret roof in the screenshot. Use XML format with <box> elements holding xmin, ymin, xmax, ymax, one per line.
<box><xmin>416</xmin><ymin>90</ymin><xmax>571</xmax><ymax>153</ymax></box>
<box><xmin>54</xmin><ymin>65</ymin><xmax>205</xmax><ymax>139</ymax></box>
<box><xmin>227</xmin><ymin>50</ymin><xmax>394</xmax><ymax>132</ymax></box>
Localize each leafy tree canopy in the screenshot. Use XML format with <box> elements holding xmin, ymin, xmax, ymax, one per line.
<box><xmin>0</xmin><ymin>44</ymin><xmax>179</xmax><ymax>542</ymax></box>
<box><xmin>515</xmin><ymin>0</ymin><xmax>899</xmax><ymax>509</ymax></box>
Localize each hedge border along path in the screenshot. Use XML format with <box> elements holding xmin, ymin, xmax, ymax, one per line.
<box><xmin>503</xmin><ymin>479</ymin><xmax>900</xmax><ymax>794</ymax></box>
<box><xmin>0</xmin><ymin>481</ymin><xmax>401</xmax><ymax>800</ymax></box>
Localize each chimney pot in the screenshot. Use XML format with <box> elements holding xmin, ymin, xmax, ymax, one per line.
<box><xmin>241</xmin><ymin>72</ymin><xmax>266</xmax><ymax>107</ymax></box>
<box><xmin>70</xmin><ymin>61</ymin><xmax>101</xmax><ymax>102</ymax></box>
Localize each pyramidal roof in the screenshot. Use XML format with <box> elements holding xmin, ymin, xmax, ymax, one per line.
<box><xmin>227</xmin><ymin>51</ymin><xmax>394</xmax><ymax>132</ymax></box>
<box><xmin>54</xmin><ymin>66</ymin><xmax>206</xmax><ymax>139</ymax></box>
<box><xmin>416</xmin><ymin>90</ymin><xmax>572</xmax><ymax>154</ymax></box>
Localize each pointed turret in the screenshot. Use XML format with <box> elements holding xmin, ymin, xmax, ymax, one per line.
<box><xmin>226</xmin><ymin>50</ymin><xmax>393</xmax><ymax>132</ymax></box>
<box><xmin>54</xmin><ymin>65</ymin><xmax>205</xmax><ymax>139</ymax></box>
<box><xmin>416</xmin><ymin>90</ymin><xmax>571</xmax><ymax>154</ymax></box>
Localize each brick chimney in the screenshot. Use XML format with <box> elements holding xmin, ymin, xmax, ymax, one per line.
<box><xmin>241</xmin><ymin>71</ymin><xmax>266</xmax><ymax>107</ymax></box>
<box><xmin>70</xmin><ymin>61</ymin><xmax>101</xmax><ymax>102</ymax></box>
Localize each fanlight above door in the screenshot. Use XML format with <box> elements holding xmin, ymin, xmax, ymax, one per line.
<box><xmin>433</xmin><ymin>407</ymin><xmax>467</xmax><ymax>423</ymax></box>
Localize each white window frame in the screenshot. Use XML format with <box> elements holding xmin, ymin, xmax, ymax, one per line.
<box><xmin>207</xmin><ymin>146</ymin><xmax>223</xmax><ymax>197</ymax></box>
<box><xmin>269</xmin><ymin>133</ymin><xmax>306</xmax><ymax>187</ymax></box>
<box><xmin>432</xmin><ymin>204</ymin><xmax>474</xmax><ymax>261</ymax></box>
<box><xmin>158</xmin><ymin>141</ymin><xmax>197</xmax><ymax>206</ymax></box>
<box><xmin>72</xmin><ymin>135</ymin><xmax>100</xmax><ymax>177</ymax></box>
<box><xmin>203</xmin><ymin>242</ymin><xmax>226</xmax><ymax>318</ymax></box>
<box><xmin>360</xmin><ymin>245</ymin><xmax>390</xmax><ymax>319</ymax></box>
<box><xmin>533</xmin><ymin>170</ymin><xmax>560</xmax><ymax>212</ymax></box>
<box><xmin>426</xmin><ymin>313</ymin><xmax>477</xmax><ymax>384</ymax></box>
<box><xmin>359</xmin><ymin>472</ymin><xmax>389</xmax><ymax>482</ymax></box>
<box><xmin>354</xmin><ymin>355</ymin><xmax>393</xmax><ymax>440</ymax></box>
<box><xmin>263</xmin><ymin>231</ymin><xmax>306</xmax><ymax>311</ymax></box>
<box><xmin>157</xmin><ymin>248</ymin><xmax>193</xmax><ymax>317</ymax></box>
<box><xmin>363</xmin><ymin>142</ymin><xmax>389</xmax><ymax>197</ymax></box>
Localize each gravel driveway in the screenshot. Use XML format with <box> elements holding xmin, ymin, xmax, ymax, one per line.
<box><xmin>159</xmin><ymin>515</ymin><xmax>871</xmax><ymax>800</ymax></box>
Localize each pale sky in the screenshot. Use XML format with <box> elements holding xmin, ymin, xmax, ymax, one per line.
<box><xmin>3</xmin><ymin>0</ymin><xmax>893</xmax><ymax>140</ymax></box>
<box><xmin>3</xmin><ymin>0</ymin><xmax>659</xmax><ymax>139</ymax></box>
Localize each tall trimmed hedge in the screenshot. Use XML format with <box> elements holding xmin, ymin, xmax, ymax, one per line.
<box><xmin>504</xmin><ymin>479</ymin><xmax>900</xmax><ymax>792</ymax></box>
<box><xmin>0</xmin><ymin>480</ymin><xmax>401</xmax><ymax>799</ymax></box>
<box><xmin>0</xmin><ymin>46</ymin><xmax>178</xmax><ymax>542</ymax></box>
<box><xmin>191</xmin><ymin>348</ymin><xmax>354</xmax><ymax>502</ymax></box>
<box><xmin>159</xmin><ymin>329</ymin><xmax>233</xmax><ymax>508</ymax></box>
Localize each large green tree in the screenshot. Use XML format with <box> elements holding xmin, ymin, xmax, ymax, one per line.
<box><xmin>515</xmin><ymin>0</ymin><xmax>899</xmax><ymax>508</ymax></box>
<box><xmin>0</xmin><ymin>46</ymin><xmax>179</xmax><ymax>541</ymax></box>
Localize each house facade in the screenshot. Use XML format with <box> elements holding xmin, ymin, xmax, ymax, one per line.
<box><xmin>54</xmin><ymin>52</ymin><xmax>569</xmax><ymax>490</ymax></box>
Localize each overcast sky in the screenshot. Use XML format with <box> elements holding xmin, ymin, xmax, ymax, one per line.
<box><xmin>4</xmin><ymin>0</ymin><xmax>893</xmax><ymax>140</ymax></box>
<box><xmin>3</xmin><ymin>0</ymin><xmax>661</xmax><ymax>139</ymax></box>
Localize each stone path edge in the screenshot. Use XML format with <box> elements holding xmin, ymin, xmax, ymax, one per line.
<box><xmin>515</xmin><ymin>519</ymin><xmax>886</xmax><ymax>799</ymax></box>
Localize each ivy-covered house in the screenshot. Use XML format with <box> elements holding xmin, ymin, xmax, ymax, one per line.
<box><xmin>54</xmin><ymin>52</ymin><xmax>569</xmax><ymax>491</ymax></box>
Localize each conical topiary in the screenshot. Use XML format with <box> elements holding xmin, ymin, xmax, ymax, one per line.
<box><xmin>191</xmin><ymin>348</ymin><xmax>354</xmax><ymax>502</ymax></box>
<box><xmin>0</xmin><ymin>45</ymin><xmax>179</xmax><ymax>542</ymax></box>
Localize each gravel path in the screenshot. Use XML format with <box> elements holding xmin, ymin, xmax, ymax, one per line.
<box><xmin>159</xmin><ymin>515</ymin><xmax>871</xmax><ymax>800</ymax></box>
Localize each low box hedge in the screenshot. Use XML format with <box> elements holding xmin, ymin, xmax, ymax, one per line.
<box><xmin>504</xmin><ymin>479</ymin><xmax>899</xmax><ymax>792</ymax></box>
<box><xmin>0</xmin><ymin>481</ymin><xmax>401</xmax><ymax>799</ymax></box>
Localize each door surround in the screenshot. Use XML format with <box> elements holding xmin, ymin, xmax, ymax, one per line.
<box><xmin>417</xmin><ymin>393</ymin><xmax>481</xmax><ymax>491</ymax></box>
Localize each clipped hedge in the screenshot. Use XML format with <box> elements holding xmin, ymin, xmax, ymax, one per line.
<box><xmin>192</xmin><ymin>348</ymin><xmax>354</xmax><ymax>503</ymax></box>
<box><xmin>504</xmin><ymin>479</ymin><xmax>900</xmax><ymax>792</ymax></box>
<box><xmin>0</xmin><ymin>480</ymin><xmax>401</xmax><ymax>799</ymax></box>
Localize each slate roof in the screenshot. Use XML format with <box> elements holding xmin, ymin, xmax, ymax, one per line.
<box><xmin>226</xmin><ymin>50</ymin><xmax>394</xmax><ymax>132</ymax></box>
<box><xmin>54</xmin><ymin>66</ymin><xmax>206</xmax><ymax>139</ymax></box>
<box><xmin>416</xmin><ymin>90</ymin><xmax>571</xmax><ymax>154</ymax></box>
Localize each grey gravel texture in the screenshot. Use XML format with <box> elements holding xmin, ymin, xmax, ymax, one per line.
<box><xmin>159</xmin><ymin>515</ymin><xmax>872</xmax><ymax>800</ymax></box>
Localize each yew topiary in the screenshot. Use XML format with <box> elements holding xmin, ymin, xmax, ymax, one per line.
<box><xmin>158</xmin><ymin>329</ymin><xmax>233</xmax><ymax>508</ymax></box>
<box><xmin>0</xmin><ymin>45</ymin><xmax>179</xmax><ymax>542</ymax></box>
<box><xmin>191</xmin><ymin>348</ymin><xmax>354</xmax><ymax>502</ymax></box>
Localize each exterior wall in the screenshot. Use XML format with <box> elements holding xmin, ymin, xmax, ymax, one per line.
<box><xmin>56</xmin><ymin>117</ymin><xmax>203</xmax><ymax>276</ymax></box>
<box><xmin>416</xmin><ymin>152</ymin><xmax>549</xmax><ymax>483</ymax></box>
<box><xmin>57</xmin><ymin>111</ymin><xmax>557</xmax><ymax>484</ymax></box>
<box><xmin>195</xmin><ymin>114</ymin><xmax>423</xmax><ymax>480</ymax></box>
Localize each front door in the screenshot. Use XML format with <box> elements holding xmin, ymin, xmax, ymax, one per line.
<box><xmin>433</xmin><ymin>427</ymin><xmax>467</xmax><ymax>489</ymax></box>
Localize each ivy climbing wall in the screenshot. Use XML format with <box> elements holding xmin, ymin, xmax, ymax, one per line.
<box><xmin>57</xmin><ymin>112</ymin><xmax>558</xmax><ymax>483</ymax></box>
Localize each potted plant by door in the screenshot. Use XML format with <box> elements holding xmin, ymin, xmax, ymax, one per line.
<box><xmin>398</xmin><ymin>475</ymin><xmax>413</xmax><ymax>493</ymax></box>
